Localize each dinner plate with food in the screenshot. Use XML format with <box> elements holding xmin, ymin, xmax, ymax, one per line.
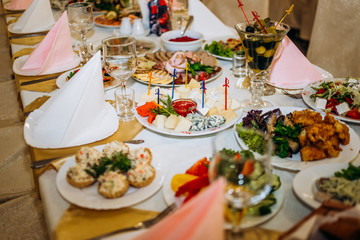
<box><xmin>56</xmin><ymin>67</ymin><xmax>121</xmax><ymax>90</ymax></box>
<box><xmin>162</xmin><ymin>153</ymin><xmax>284</xmax><ymax>229</ymax></box>
<box><xmin>56</xmin><ymin>141</ymin><xmax>165</xmax><ymax>210</ymax></box>
<box><xmin>135</xmin><ymin>81</ymin><xmax>243</xmax><ymax>137</ymax></box>
<box><xmin>94</xmin><ymin>12</ymin><xmax>140</xmax><ymax>29</ymax></box>
<box><xmin>233</xmin><ymin>107</ymin><xmax>359</xmax><ymax>171</ymax></box>
<box><xmin>202</xmin><ymin>36</ymin><xmax>243</xmax><ymax>61</ymax></box>
<box><xmin>131</xmin><ymin>51</ymin><xmax>222</xmax><ymax>87</ymax></box>
<box><xmin>302</xmin><ymin>77</ymin><xmax>360</xmax><ymax>124</ymax></box>
<box><xmin>293</xmin><ymin>162</ymin><xmax>360</xmax><ymax>208</ymax></box>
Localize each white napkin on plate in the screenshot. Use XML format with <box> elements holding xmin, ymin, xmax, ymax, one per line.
<box><xmin>11</xmin><ymin>0</ymin><xmax>55</xmax><ymax>33</ymax></box>
<box><xmin>188</xmin><ymin>0</ymin><xmax>234</xmax><ymax>39</ymax></box>
<box><xmin>24</xmin><ymin>51</ymin><xmax>119</xmax><ymax>148</ymax></box>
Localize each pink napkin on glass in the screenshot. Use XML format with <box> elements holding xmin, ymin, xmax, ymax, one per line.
<box><xmin>269</xmin><ymin>36</ymin><xmax>323</xmax><ymax>88</ymax></box>
<box><xmin>134</xmin><ymin>178</ymin><xmax>226</xmax><ymax>240</ymax></box>
<box><xmin>21</xmin><ymin>11</ymin><xmax>75</xmax><ymax>75</ymax></box>
<box><xmin>7</xmin><ymin>0</ymin><xmax>33</xmax><ymax>10</ymax></box>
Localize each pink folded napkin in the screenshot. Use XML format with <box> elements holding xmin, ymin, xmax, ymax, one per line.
<box><xmin>134</xmin><ymin>178</ymin><xmax>226</xmax><ymax>240</ymax></box>
<box><xmin>269</xmin><ymin>36</ymin><xmax>323</xmax><ymax>88</ymax></box>
<box><xmin>7</xmin><ymin>0</ymin><xmax>33</xmax><ymax>10</ymax></box>
<box><xmin>21</xmin><ymin>11</ymin><xmax>74</xmax><ymax>75</ymax></box>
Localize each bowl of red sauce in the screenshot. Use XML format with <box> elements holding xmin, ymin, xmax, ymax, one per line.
<box><xmin>172</xmin><ymin>99</ymin><xmax>197</xmax><ymax>117</ymax></box>
<box><xmin>161</xmin><ymin>30</ymin><xmax>203</xmax><ymax>52</ymax></box>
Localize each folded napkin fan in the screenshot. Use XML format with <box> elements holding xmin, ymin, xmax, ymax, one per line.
<box><xmin>21</xmin><ymin>11</ymin><xmax>75</xmax><ymax>75</ymax></box>
<box><xmin>188</xmin><ymin>0</ymin><xmax>234</xmax><ymax>39</ymax></box>
<box><xmin>269</xmin><ymin>36</ymin><xmax>323</xmax><ymax>88</ymax></box>
<box><xmin>24</xmin><ymin>51</ymin><xmax>119</xmax><ymax>148</ymax></box>
<box><xmin>134</xmin><ymin>178</ymin><xmax>226</xmax><ymax>240</ymax></box>
<box><xmin>6</xmin><ymin>0</ymin><xmax>33</xmax><ymax>10</ymax></box>
<box><xmin>11</xmin><ymin>0</ymin><xmax>54</xmax><ymax>33</ymax></box>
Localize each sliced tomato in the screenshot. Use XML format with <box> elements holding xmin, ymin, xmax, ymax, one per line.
<box><xmin>346</xmin><ymin>107</ymin><xmax>360</xmax><ymax>119</ymax></box>
<box><xmin>185</xmin><ymin>157</ymin><xmax>209</xmax><ymax>177</ymax></box>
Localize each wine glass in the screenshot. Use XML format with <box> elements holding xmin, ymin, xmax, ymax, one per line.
<box><xmin>51</xmin><ymin>0</ymin><xmax>69</xmax><ymax>19</ymax></box>
<box><xmin>102</xmin><ymin>36</ymin><xmax>138</xmax><ymax>91</ymax></box>
<box><xmin>169</xmin><ymin>0</ymin><xmax>189</xmax><ymax>30</ymax></box>
<box><xmin>209</xmin><ymin>130</ymin><xmax>273</xmax><ymax>238</ymax></box>
<box><xmin>67</xmin><ymin>2</ymin><xmax>94</xmax><ymax>63</ymax></box>
<box><xmin>235</xmin><ymin>21</ymin><xmax>290</xmax><ymax>111</ymax></box>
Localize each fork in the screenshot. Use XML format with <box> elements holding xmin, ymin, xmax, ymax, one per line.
<box><xmin>89</xmin><ymin>203</ymin><xmax>177</xmax><ymax>240</ymax></box>
<box><xmin>282</xmin><ymin>90</ymin><xmax>302</xmax><ymax>99</ymax></box>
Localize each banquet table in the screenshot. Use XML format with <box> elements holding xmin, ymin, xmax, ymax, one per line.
<box><xmin>7</xmin><ymin>6</ymin><xmax>360</xmax><ymax>240</ymax></box>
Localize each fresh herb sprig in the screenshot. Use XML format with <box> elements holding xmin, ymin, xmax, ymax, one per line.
<box><xmin>151</xmin><ymin>95</ymin><xmax>179</xmax><ymax>117</ymax></box>
<box><xmin>85</xmin><ymin>152</ymin><xmax>133</xmax><ymax>178</ymax></box>
<box><xmin>334</xmin><ymin>163</ymin><xmax>360</xmax><ymax>180</ymax></box>
<box><xmin>273</xmin><ymin>122</ymin><xmax>302</xmax><ymax>158</ymax></box>
<box><xmin>187</xmin><ymin>61</ymin><xmax>214</xmax><ymax>76</ymax></box>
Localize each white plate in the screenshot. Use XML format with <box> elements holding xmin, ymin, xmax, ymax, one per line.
<box><xmin>293</xmin><ymin>162</ymin><xmax>350</xmax><ymax>209</ymax></box>
<box><xmin>233</xmin><ymin>106</ymin><xmax>360</xmax><ymax>171</ymax></box>
<box><xmin>162</xmin><ymin>156</ymin><xmax>284</xmax><ymax>229</ymax></box>
<box><xmin>56</xmin><ymin>144</ymin><xmax>165</xmax><ymax>209</ymax></box>
<box><xmin>201</xmin><ymin>35</ymin><xmax>240</xmax><ymax>61</ymax></box>
<box><xmin>7</xmin><ymin>22</ymin><xmax>54</xmax><ymax>35</ymax></box>
<box><xmin>136</xmin><ymin>105</ymin><xmax>242</xmax><ymax>137</ymax></box>
<box><xmin>132</xmin><ymin>63</ymin><xmax>223</xmax><ymax>88</ymax></box>
<box><xmin>13</xmin><ymin>54</ymin><xmax>80</xmax><ymax>76</ymax></box>
<box><xmin>24</xmin><ymin>102</ymin><xmax>118</xmax><ymax>148</ymax></box>
<box><xmin>302</xmin><ymin>78</ymin><xmax>360</xmax><ymax>124</ymax></box>
<box><xmin>267</xmin><ymin>65</ymin><xmax>333</xmax><ymax>90</ymax></box>
<box><xmin>94</xmin><ymin>14</ymin><xmax>121</xmax><ymax>29</ymax></box>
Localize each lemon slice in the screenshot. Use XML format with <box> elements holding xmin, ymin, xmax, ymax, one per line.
<box><xmin>105</xmin><ymin>11</ymin><xmax>118</xmax><ymax>20</ymax></box>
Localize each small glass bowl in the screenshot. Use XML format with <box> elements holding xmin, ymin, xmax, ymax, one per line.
<box><xmin>171</xmin><ymin>98</ymin><xmax>197</xmax><ymax>117</ymax></box>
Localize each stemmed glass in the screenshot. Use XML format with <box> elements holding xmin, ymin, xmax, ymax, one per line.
<box><xmin>102</xmin><ymin>36</ymin><xmax>138</xmax><ymax>91</ymax></box>
<box><xmin>51</xmin><ymin>0</ymin><xmax>69</xmax><ymax>19</ymax></box>
<box><xmin>209</xmin><ymin>130</ymin><xmax>273</xmax><ymax>239</ymax></box>
<box><xmin>67</xmin><ymin>2</ymin><xmax>94</xmax><ymax>63</ymax></box>
<box><xmin>235</xmin><ymin>21</ymin><xmax>290</xmax><ymax>111</ymax></box>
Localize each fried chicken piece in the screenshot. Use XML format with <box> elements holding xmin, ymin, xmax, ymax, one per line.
<box><xmin>334</xmin><ymin>120</ymin><xmax>350</xmax><ymax>145</ymax></box>
<box><xmin>314</xmin><ymin>141</ymin><xmax>340</xmax><ymax>158</ymax></box>
<box><xmin>298</xmin><ymin>129</ymin><xmax>308</xmax><ymax>146</ymax></box>
<box><xmin>292</xmin><ymin>109</ymin><xmax>323</xmax><ymax>127</ymax></box>
<box><xmin>306</xmin><ymin>123</ymin><xmax>336</xmax><ymax>143</ymax></box>
<box><xmin>300</xmin><ymin>145</ymin><xmax>327</xmax><ymax>161</ymax></box>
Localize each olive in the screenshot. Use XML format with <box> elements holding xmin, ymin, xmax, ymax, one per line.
<box><xmin>246</xmin><ymin>26</ymin><xmax>255</xmax><ymax>33</ymax></box>
<box><xmin>264</xmin><ymin>49</ymin><xmax>275</xmax><ymax>58</ymax></box>
<box><xmin>263</xmin><ymin>41</ymin><xmax>276</xmax><ymax>50</ymax></box>
<box><xmin>242</xmin><ymin>39</ymin><xmax>250</xmax><ymax>48</ymax></box>
<box><xmin>255</xmin><ymin>46</ymin><xmax>266</xmax><ymax>55</ymax></box>
<box><xmin>256</xmin><ymin>56</ymin><xmax>271</xmax><ymax>70</ymax></box>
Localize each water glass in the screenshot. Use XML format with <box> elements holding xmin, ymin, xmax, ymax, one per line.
<box><xmin>114</xmin><ymin>87</ymin><xmax>135</xmax><ymax>121</ymax></box>
<box><xmin>232</xmin><ymin>52</ymin><xmax>247</xmax><ymax>78</ymax></box>
<box><xmin>169</xmin><ymin>0</ymin><xmax>189</xmax><ymax>30</ymax></box>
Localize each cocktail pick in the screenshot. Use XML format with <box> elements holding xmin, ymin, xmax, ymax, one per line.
<box><xmin>199</xmin><ymin>73</ymin><xmax>207</xmax><ymax>108</ymax></box>
<box><xmin>237</xmin><ymin>0</ymin><xmax>251</xmax><ymax>26</ymax></box>
<box><xmin>171</xmin><ymin>69</ymin><xmax>177</xmax><ymax>99</ymax></box>
<box><xmin>223</xmin><ymin>77</ymin><xmax>230</xmax><ymax>110</ymax></box>
<box><xmin>251</xmin><ymin>11</ymin><xmax>267</xmax><ymax>34</ymax></box>
<box><xmin>155</xmin><ymin>88</ymin><xmax>161</xmax><ymax>105</ymax></box>
<box><xmin>148</xmin><ymin>71</ymin><xmax>153</xmax><ymax>95</ymax></box>
<box><xmin>275</xmin><ymin>4</ymin><xmax>294</xmax><ymax>28</ymax></box>
<box><xmin>185</xmin><ymin>62</ymin><xmax>189</xmax><ymax>88</ymax></box>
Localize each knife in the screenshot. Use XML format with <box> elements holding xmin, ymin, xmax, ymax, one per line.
<box><xmin>20</xmin><ymin>75</ymin><xmax>60</xmax><ymax>86</ymax></box>
<box><xmin>9</xmin><ymin>32</ymin><xmax>47</xmax><ymax>40</ymax></box>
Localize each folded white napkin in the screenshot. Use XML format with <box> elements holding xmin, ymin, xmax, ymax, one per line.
<box><xmin>188</xmin><ymin>0</ymin><xmax>234</xmax><ymax>39</ymax></box>
<box><xmin>24</xmin><ymin>51</ymin><xmax>119</xmax><ymax>148</ymax></box>
<box><xmin>11</xmin><ymin>0</ymin><xmax>55</xmax><ymax>33</ymax></box>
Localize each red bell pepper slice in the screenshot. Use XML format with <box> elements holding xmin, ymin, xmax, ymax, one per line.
<box><xmin>346</xmin><ymin>107</ymin><xmax>360</xmax><ymax>119</ymax></box>
<box><xmin>185</xmin><ymin>157</ymin><xmax>209</xmax><ymax>177</ymax></box>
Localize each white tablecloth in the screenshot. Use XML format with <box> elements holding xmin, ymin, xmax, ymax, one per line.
<box><xmin>14</xmin><ymin>10</ymin><xmax>360</xmax><ymax>240</ymax></box>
